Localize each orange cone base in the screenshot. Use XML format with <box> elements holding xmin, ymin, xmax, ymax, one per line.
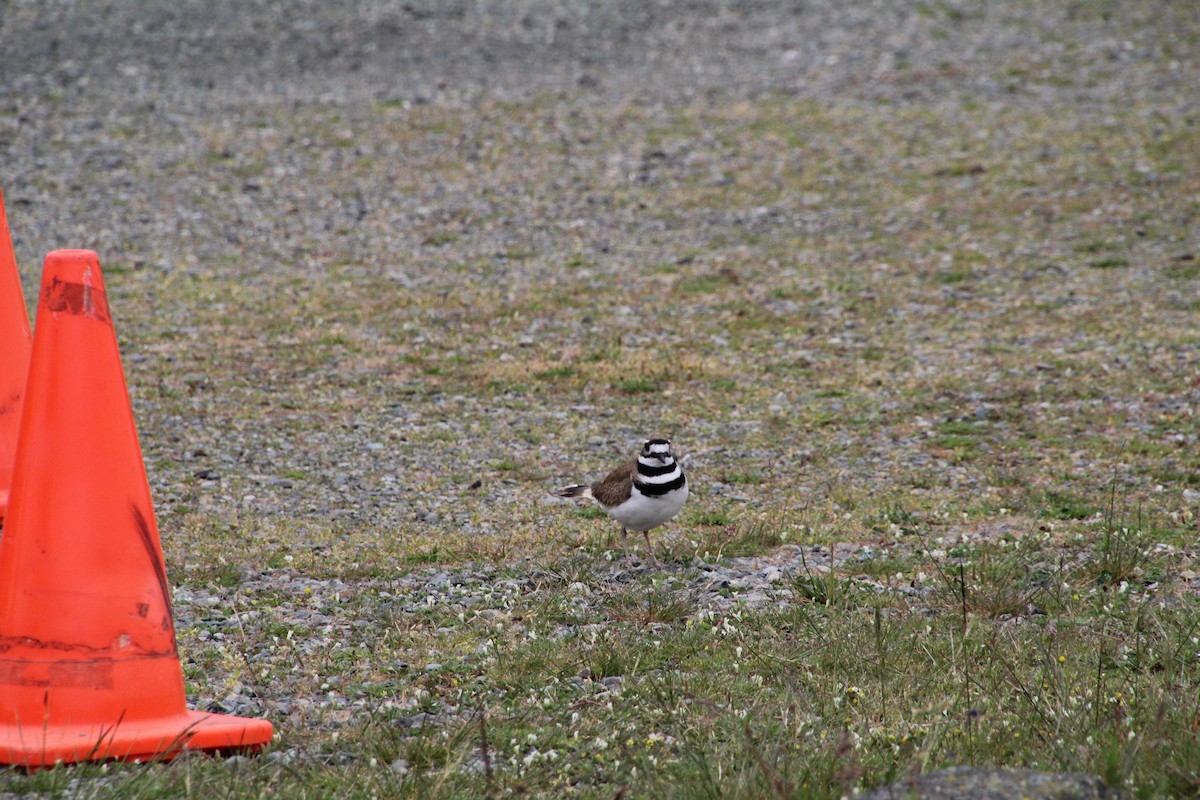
<box><xmin>0</xmin><ymin>709</ymin><xmax>274</xmax><ymax>768</ymax></box>
<box><xmin>0</xmin><ymin>655</ymin><xmax>273</xmax><ymax>767</ymax></box>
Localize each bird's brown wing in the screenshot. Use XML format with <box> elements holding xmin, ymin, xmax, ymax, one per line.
<box><xmin>590</xmin><ymin>459</ymin><xmax>635</xmax><ymax>507</ymax></box>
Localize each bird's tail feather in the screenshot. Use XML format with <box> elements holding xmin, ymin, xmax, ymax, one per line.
<box><xmin>557</xmin><ymin>484</ymin><xmax>591</xmax><ymax>499</ymax></box>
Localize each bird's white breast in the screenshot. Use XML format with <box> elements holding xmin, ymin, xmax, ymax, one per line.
<box><xmin>610</xmin><ymin>479</ymin><xmax>688</xmax><ymax>532</ymax></box>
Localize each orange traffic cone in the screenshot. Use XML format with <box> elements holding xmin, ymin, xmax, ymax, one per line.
<box><xmin>0</xmin><ymin>184</ymin><xmax>33</xmax><ymax>523</ymax></box>
<box><xmin>0</xmin><ymin>250</ymin><xmax>273</xmax><ymax>766</ymax></box>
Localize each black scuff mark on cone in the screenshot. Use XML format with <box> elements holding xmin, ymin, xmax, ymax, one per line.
<box><xmin>0</xmin><ymin>391</ymin><xmax>21</xmax><ymax>417</ymax></box>
<box><xmin>131</xmin><ymin>502</ymin><xmax>177</xmax><ymax>652</ymax></box>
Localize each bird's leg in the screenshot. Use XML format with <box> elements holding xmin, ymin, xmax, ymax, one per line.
<box><xmin>620</xmin><ymin>527</ymin><xmax>632</xmax><ymax>564</ymax></box>
<box><xmin>642</xmin><ymin>530</ymin><xmax>659</xmax><ymax>567</ymax></box>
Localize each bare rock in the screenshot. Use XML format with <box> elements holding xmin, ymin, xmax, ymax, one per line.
<box><xmin>861</xmin><ymin>767</ymin><xmax>1127</xmax><ymax>800</ymax></box>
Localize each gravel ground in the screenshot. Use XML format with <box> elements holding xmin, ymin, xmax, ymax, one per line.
<box><xmin>3</xmin><ymin>0</ymin><xmax>1188</xmax><ymax>111</ymax></box>
<box><xmin>3</xmin><ymin>0</ymin><xmax>1193</xmax><ymax>531</ymax></box>
<box><xmin>1</xmin><ymin>0</ymin><xmax>1198</xmax><ymax>791</ymax></box>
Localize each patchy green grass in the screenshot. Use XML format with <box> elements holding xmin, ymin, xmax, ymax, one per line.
<box><xmin>9</xmin><ymin>40</ymin><xmax>1200</xmax><ymax>799</ymax></box>
<box><xmin>10</xmin><ymin>526</ymin><xmax>1199</xmax><ymax>799</ymax></box>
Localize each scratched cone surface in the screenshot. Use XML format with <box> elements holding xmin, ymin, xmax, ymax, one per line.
<box><xmin>0</xmin><ymin>250</ymin><xmax>272</xmax><ymax>766</ymax></box>
<box><xmin>0</xmin><ymin>185</ymin><xmax>33</xmax><ymax>522</ymax></box>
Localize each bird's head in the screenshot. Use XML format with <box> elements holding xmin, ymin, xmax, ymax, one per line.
<box><xmin>641</xmin><ymin>438</ymin><xmax>673</xmax><ymax>462</ymax></box>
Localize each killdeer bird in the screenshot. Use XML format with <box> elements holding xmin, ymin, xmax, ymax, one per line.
<box><xmin>557</xmin><ymin>438</ymin><xmax>688</xmax><ymax>560</ymax></box>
